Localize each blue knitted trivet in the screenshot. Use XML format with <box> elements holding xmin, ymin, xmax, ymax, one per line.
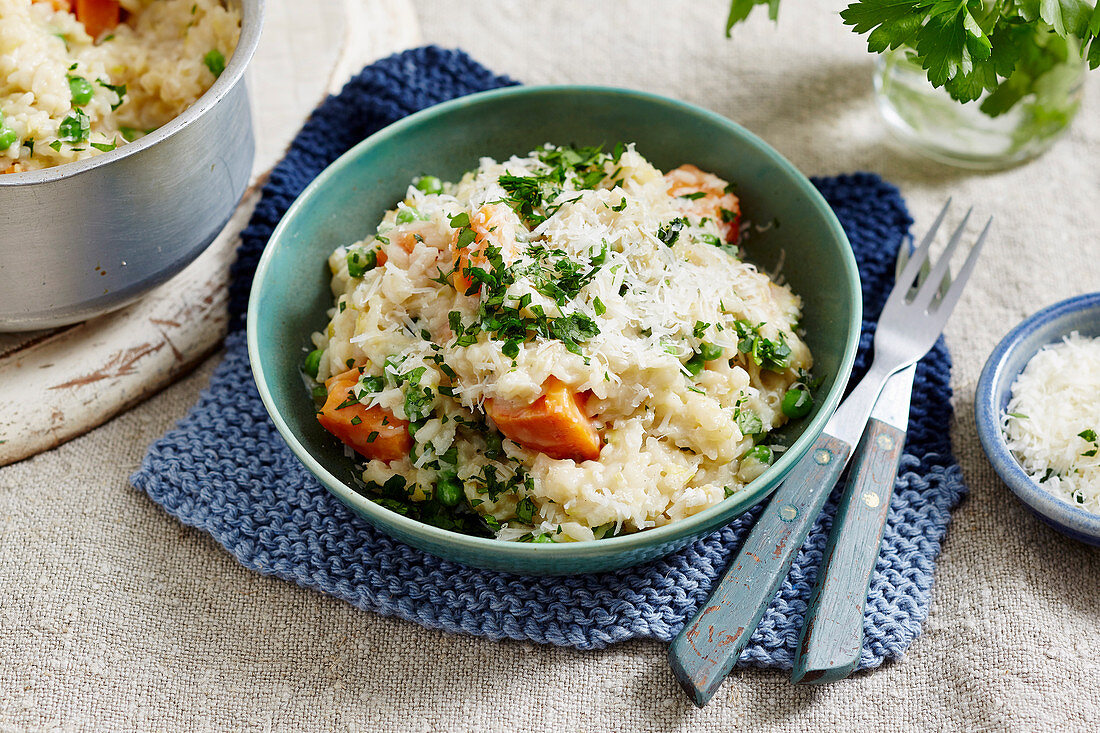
<box><xmin>131</xmin><ymin>47</ymin><xmax>965</xmax><ymax>669</ymax></box>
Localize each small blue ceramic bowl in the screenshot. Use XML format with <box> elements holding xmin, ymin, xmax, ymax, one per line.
<box><xmin>975</xmin><ymin>292</ymin><xmax>1100</xmax><ymax>546</ymax></box>
<box><xmin>247</xmin><ymin>86</ymin><xmax>863</xmax><ymax>574</ymax></box>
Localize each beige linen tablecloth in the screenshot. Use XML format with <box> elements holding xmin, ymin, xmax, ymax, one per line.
<box><xmin>3</xmin><ymin>1</ymin><xmax>1099</xmax><ymax>729</ymax></box>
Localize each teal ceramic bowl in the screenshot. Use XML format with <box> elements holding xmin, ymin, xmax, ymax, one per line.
<box><xmin>247</xmin><ymin>86</ymin><xmax>862</xmax><ymax>575</ymax></box>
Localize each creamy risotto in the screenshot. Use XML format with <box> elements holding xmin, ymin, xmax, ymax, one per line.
<box><xmin>0</xmin><ymin>0</ymin><xmax>241</xmax><ymax>173</ymax></box>
<box><xmin>306</xmin><ymin>144</ymin><xmax>815</xmax><ymax>542</ymax></box>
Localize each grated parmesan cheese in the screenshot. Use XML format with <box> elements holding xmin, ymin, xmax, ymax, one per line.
<box><xmin>1003</xmin><ymin>331</ymin><xmax>1100</xmax><ymax>512</ymax></box>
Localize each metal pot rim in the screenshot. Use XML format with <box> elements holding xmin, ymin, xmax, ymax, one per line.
<box><xmin>0</xmin><ymin>0</ymin><xmax>264</xmax><ymax>188</ymax></box>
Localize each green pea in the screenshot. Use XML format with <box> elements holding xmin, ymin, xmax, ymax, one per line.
<box><xmin>436</xmin><ymin>474</ymin><xmax>464</xmax><ymax>507</ymax></box>
<box><xmin>0</xmin><ymin>127</ymin><xmax>16</xmax><ymax>150</ymax></box>
<box><xmin>395</xmin><ymin>208</ymin><xmax>417</xmax><ymax>224</ymax></box>
<box><xmin>781</xmin><ymin>386</ymin><xmax>813</xmax><ymax>419</ymax></box>
<box><xmin>346</xmin><ymin>247</ymin><xmax>377</xmax><ymax>278</ymax></box>
<box><xmin>302</xmin><ymin>349</ymin><xmax>323</xmax><ymax>378</ymax></box>
<box><xmin>698</xmin><ymin>342</ymin><xmax>724</xmax><ymax>361</ymax></box>
<box><xmin>684</xmin><ymin>353</ymin><xmax>706</xmax><ymax>376</ymax></box>
<box><xmin>203</xmin><ymin>49</ymin><xmax>226</xmax><ymax>78</ymax></box>
<box><xmin>746</xmin><ymin>444</ymin><xmax>773</xmax><ymax>464</ymax></box>
<box><xmin>68</xmin><ymin>75</ymin><xmax>94</xmax><ymax>106</ymax></box>
<box><xmin>415</xmin><ymin>175</ymin><xmax>442</xmax><ymax>194</ymax></box>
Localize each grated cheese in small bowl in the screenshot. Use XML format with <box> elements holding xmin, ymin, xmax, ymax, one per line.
<box><xmin>1002</xmin><ymin>331</ymin><xmax>1100</xmax><ymax>512</ymax></box>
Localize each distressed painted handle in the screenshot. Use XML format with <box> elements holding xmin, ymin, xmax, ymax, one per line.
<box><xmin>792</xmin><ymin>418</ymin><xmax>906</xmax><ymax>685</ymax></box>
<box><xmin>668</xmin><ymin>432</ymin><xmax>853</xmax><ymax>707</ymax></box>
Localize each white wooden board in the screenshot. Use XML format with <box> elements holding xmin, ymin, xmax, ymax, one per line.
<box><xmin>0</xmin><ymin>0</ymin><xmax>422</xmax><ymax>466</ymax></box>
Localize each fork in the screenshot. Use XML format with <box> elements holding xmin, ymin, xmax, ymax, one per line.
<box><xmin>790</xmin><ymin>238</ymin><xmax>952</xmax><ymax>684</ymax></box>
<box><xmin>667</xmin><ymin>202</ymin><xmax>990</xmax><ymax>707</ymax></box>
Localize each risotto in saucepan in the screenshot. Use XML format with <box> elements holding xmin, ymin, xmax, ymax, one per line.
<box><xmin>0</xmin><ymin>0</ymin><xmax>241</xmax><ymax>173</ymax></box>
<box><xmin>305</xmin><ymin>144</ymin><xmax>815</xmax><ymax>542</ymax></box>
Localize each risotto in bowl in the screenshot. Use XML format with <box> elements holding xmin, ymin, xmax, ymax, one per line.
<box><xmin>248</xmin><ymin>86</ymin><xmax>862</xmax><ymax>575</ymax></box>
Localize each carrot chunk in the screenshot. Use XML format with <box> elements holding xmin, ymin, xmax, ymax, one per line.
<box><xmin>74</xmin><ymin>0</ymin><xmax>120</xmax><ymax>39</ymax></box>
<box><xmin>317</xmin><ymin>369</ymin><xmax>411</xmax><ymax>463</ymax></box>
<box><xmin>451</xmin><ymin>205</ymin><xmax>515</xmax><ymax>295</ymax></box>
<box><xmin>485</xmin><ymin>377</ymin><xmax>602</xmax><ymax>462</ymax></box>
<box><xmin>665</xmin><ymin>164</ymin><xmax>742</xmax><ymax>244</ymax></box>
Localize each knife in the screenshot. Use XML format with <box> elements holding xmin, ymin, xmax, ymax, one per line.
<box><xmin>790</xmin><ymin>362</ymin><xmax>916</xmax><ymax>684</ymax></box>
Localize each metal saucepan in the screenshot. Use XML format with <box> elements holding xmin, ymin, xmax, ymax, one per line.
<box><xmin>0</xmin><ymin>0</ymin><xmax>264</xmax><ymax>331</ymax></box>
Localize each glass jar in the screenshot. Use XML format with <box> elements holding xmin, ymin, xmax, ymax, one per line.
<box><xmin>873</xmin><ymin>44</ymin><xmax>1086</xmax><ymax>169</ymax></box>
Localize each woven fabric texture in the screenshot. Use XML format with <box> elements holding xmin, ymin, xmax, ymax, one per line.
<box><xmin>131</xmin><ymin>46</ymin><xmax>965</xmax><ymax>669</ymax></box>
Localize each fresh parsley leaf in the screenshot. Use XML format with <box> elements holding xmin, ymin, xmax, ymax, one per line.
<box><xmin>725</xmin><ymin>0</ymin><xmax>780</xmax><ymax>36</ymax></box>
<box><xmin>58</xmin><ymin>110</ymin><xmax>89</xmax><ymax>143</ymax></box>
<box><xmin>657</xmin><ymin>218</ymin><xmax>685</xmax><ymax>247</ymax></box>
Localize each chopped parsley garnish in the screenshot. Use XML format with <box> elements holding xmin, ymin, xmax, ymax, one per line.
<box><xmin>736</xmin><ymin>408</ymin><xmax>764</xmax><ymax>436</ymax></box>
<box><xmin>444</xmin><ymin>238</ymin><xmax>602</xmax><ymax>356</ymax></box>
<box><xmin>1079</xmin><ymin>429</ymin><xmax>1098</xmax><ymax>457</ymax></box>
<box><xmin>90</xmin><ymin>141</ymin><xmax>116</xmax><ymax>152</ymax></box>
<box><xmin>58</xmin><ymin>110</ymin><xmax>90</xmax><ymax>143</ymax></box>
<box><xmin>520</xmin><ymin>241</ymin><xmax>607</xmax><ymax>305</ymax></box>
<box><xmin>693</xmin><ymin>321</ymin><xmax>710</xmax><ymax>339</ymax></box>
<box><xmin>657</xmin><ymin>218</ymin><xmax>685</xmax><ymax>247</ymax></box>
<box><xmin>609</xmin><ymin>197</ymin><xmax>627</xmax><ymax>212</ymax></box>
<box><xmin>515</xmin><ymin>497</ymin><xmax>537</xmax><ymax>523</ymax></box>
<box><xmin>360</xmin><ymin>375</ymin><xmax>385</xmax><ymax>393</ymax></box>
<box><xmin>96</xmin><ymin>79</ymin><xmax>127</xmax><ymax>110</ymax></box>
<box><xmin>383</xmin><ymin>363</ymin><xmax>433</xmax><ymax>422</ymax></box>
<box><xmin>732</xmin><ymin>320</ymin><xmax>791</xmax><ymax>372</ymax></box>
<box><xmin>495</xmin><ymin>144</ymin><xmax>616</xmax><ymax>228</ymax></box>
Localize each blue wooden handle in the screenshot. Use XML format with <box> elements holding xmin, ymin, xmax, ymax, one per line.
<box><xmin>668</xmin><ymin>432</ymin><xmax>853</xmax><ymax>707</ymax></box>
<box><xmin>791</xmin><ymin>418</ymin><xmax>906</xmax><ymax>685</ymax></box>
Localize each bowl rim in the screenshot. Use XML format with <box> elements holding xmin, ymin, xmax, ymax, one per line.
<box><xmin>975</xmin><ymin>291</ymin><xmax>1100</xmax><ymax>540</ymax></box>
<box><xmin>246</xmin><ymin>84</ymin><xmax>863</xmax><ymax>561</ymax></box>
<box><xmin>0</xmin><ymin>0</ymin><xmax>264</xmax><ymax>187</ymax></box>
